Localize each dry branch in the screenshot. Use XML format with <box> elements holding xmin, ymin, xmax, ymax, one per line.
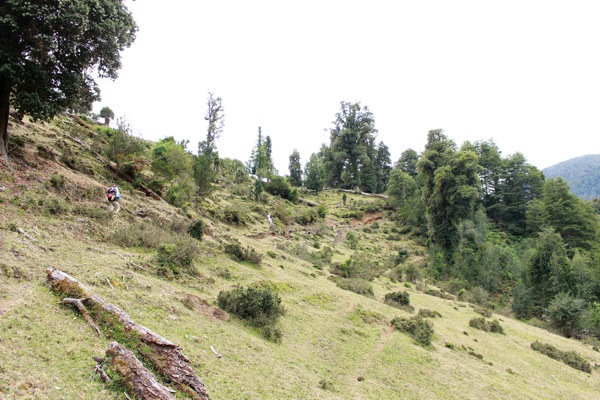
<box><xmin>210</xmin><ymin>346</ymin><xmax>222</xmax><ymax>358</ymax></box>
<box><xmin>47</xmin><ymin>268</ymin><xmax>210</xmax><ymax>400</ymax></box>
<box><xmin>298</xmin><ymin>198</ymin><xmax>320</xmax><ymax>207</ymax></box>
<box><xmin>62</xmin><ymin>297</ymin><xmax>101</xmax><ymax>337</ymax></box>
<box><xmin>106</xmin><ymin>342</ymin><xmax>176</xmax><ymax>400</ymax></box>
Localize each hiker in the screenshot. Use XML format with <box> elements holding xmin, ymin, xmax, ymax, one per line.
<box><xmin>106</xmin><ymin>185</ymin><xmax>121</xmax><ymax>213</ymax></box>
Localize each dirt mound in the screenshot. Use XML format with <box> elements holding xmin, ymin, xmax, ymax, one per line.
<box><xmin>182</xmin><ymin>294</ymin><xmax>229</xmax><ymax>322</ymax></box>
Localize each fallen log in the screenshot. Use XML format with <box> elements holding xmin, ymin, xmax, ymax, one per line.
<box><xmin>298</xmin><ymin>197</ymin><xmax>320</xmax><ymax>207</ymax></box>
<box><xmin>106</xmin><ymin>342</ymin><xmax>176</xmax><ymax>400</ymax></box>
<box><xmin>46</xmin><ymin>268</ymin><xmax>210</xmax><ymax>400</ymax></box>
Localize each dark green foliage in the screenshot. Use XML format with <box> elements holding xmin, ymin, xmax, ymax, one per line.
<box><xmin>304</xmin><ymin>153</ymin><xmax>325</xmax><ymax>193</ymax></box>
<box><xmin>224</xmin><ymin>239</ymin><xmax>262</xmax><ymax>265</ymax></box>
<box><xmin>384</xmin><ymin>291</ymin><xmax>410</xmax><ymax>308</ymax></box>
<box><xmin>221</xmin><ymin>205</ymin><xmax>250</xmax><ymax>225</ymax></box>
<box><xmin>473</xmin><ymin>306</ymin><xmax>493</xmax><ymax>318</ymax></box>
<box><xmin>330</xmin><ymin>252</ymin><xmax>385</xmax><ymax>281</ymax></box>
<box><xmin>0</xmin><ymin>0</ymin><xmax>137</xmax><ymax>163</ymax></box>
<box><xmin>288</xmin><ymin>149</ymin><xmax>303</xmax><ymax>187</ymax></box>
<box><xmin>194</xmin><ymin>150</ymin><xmax>216</xmax><ymax>196</ymax></box>
<box><xmin>187</xmin><ymin>219</ymin><xmax>205</xmax><ymax>241</ymax></box>
<box><xmin>264</xmin><ymin>176</ymin><xmax>298</xmax><ymax>202</ymax></box>
<box><xmin>332</xmin><ymin>277</ymin><xmax>374</xmax><ymax>297</ymax></box>
<box><xmin>48</xmin><ymin>174</ymin><xmax>66</xmax><ymax>189</ymax></box>
<box><xmin>156</xmin><ymin>242</ymin><xmax>198</xmax><ymax>277</ymax></box>
<box><xmin>469</xmin><ymin>317</ymin><xmax>505</xmax><ymax>334</ymax></box>
<box><xmin>546</xmin><ymin>292</ymin><xmax>586</xmax><ymax>337</ymax></box>
<box><xmin>295</xmin><ymin>208</ymin><xmax>319</xmax><ymax>225</ymax></box>
<box><xmin>391</xmin><ymin>315</ymin><xmax>434</xmax><ymax>346</ymax></box>
<box><xmin>530</xmin><ymin>341</ymin><xmax>591</xmax><ymax>373</ymax></box>
<box><xmin>217</xmin><ymin>285</ymin><xmax>285</xmax><ymax>328</ymax></box>
<box><xmin>247</xmin><ymin>127</ymin><xmax>275</xmax><ymax>178</ymax></box>
<box><xmin>417</xmin><ymin>309</ymin><xmax>442</xmax><ymax>318</ymax></box>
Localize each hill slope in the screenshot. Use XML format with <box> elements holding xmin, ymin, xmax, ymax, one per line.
<box><xmin>1</xmin><ymin>116</ymin><xmax>600</xmax><ymax>399</ymax></box>
<box><xmin>543</xmin><ymin>154</ymin><xmax>600</xmax><ymax>200</ymax></box>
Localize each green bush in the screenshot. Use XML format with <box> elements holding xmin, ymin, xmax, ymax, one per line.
<box><xmin>531</xmin><ymin>341</ymin><xmax>591</xmax><ymax>373</ymax></box>
<box><xmin>418</xmin><ymin>309</ymin><xmax>442</xmax><ymax>318</ymax></box>
<box><xmin>48</xmin><ymin>173</ymin><xmax>66</xmax><ymax>188</ymax></box>
<box><xmin>221</xmin><ymin>204</ymin><xmax>250</xmax><ymax>225</ymax></box>
<box><xmin>469</xmin><ymin>317</ymin><xmax>505</xmax><ymax>334</ymax></box>
<box><xmin>217</xmin><ymin>285</ymin><xmax>285</xmax><ymax>328</ymax></box>
<box><xmin>345</xmin><ymin>231</ymin><xmax>359</xmax><ymax>249</ymax></box>
<box><xmin>295</xmin><ymin>208</ymin><xmax>318</xmax><ymax>225</ymax></box>
<box><xmin>474</xmin><ymin>306</ymin><xmax>492</xmax><ymax>318</ymax></box>
<box><xmin>384</xmin><ymin>291</ymin><xmax>410</xmax><ymax>308</ymax></box>
<box><xmin>264</xmin><ymin>176</ymin><xmax>298</xmax><ymax>202</ymax></box>
<box><xmin>156</xmin><ymin>242</ymin><xmax>199</xmax><ymax>277</ymax></box>
<box><xmin>391</xmin><ymin>315</ymin><xmax>434</xmax><ymax>346</ymax></box>
<box><xmin>224</xmin><ymin>239</ymin><xmax>262</xmax><ymax>265</ymax></box>
<box><xmin>187</xmin><ymin>219</ymin><xmax>205</xmax><ymax>241</ymax></box>
<box><xmin>333</xmin><ymin>277</ymin><xmax>374</xmax><ymax>297</ymax></box>
<box><xmin>42</xmin><ymin>196</ymin><xmax>69</xmax><ymax>215</ymax></box>
<box><xmin>330</xmin><ymin>252</ymin><xmax>385</xmax><ymax>281</ymax></box>
<box><xmin>547</xmin><ymin>292</ymin><xmax>586</xmax><ymax>338</ymax></box>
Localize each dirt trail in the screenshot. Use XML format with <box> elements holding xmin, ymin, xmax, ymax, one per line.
<box><xmin>349</xmin><ymin>212</ymin><xmax>385</xmax><ymax>227</ymax></box>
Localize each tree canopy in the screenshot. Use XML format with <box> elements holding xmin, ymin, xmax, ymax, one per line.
<box><xmin>0</xmin><ymin>0</ymin><xmax>137</xmax><ymax>165</ymax></box>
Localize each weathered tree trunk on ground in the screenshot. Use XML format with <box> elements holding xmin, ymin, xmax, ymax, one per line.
<box><xmin>106</xmin><ymin>342</ymin><xmax>176</xmax><ymax>400</ymax></box>
<box><xmin>46</xmin><ymin>268</ymin><xmax>210</xmax><ymax>400</ymax></box>
<box><xmin>298</xmin><ymin>197</ymin><xmax>320</xmax><ymax>207</ymax></box>
<box><xmin>338</xmin><ymin>188</ymin><xmax>389</xmax><ymax>199</ymax></box>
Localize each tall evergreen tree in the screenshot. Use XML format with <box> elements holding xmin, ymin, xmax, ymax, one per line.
<box><xmin>396</xmin><ymin>149</ymin><xmax>419</xmax><ymax>178</ymax></box>
<box><xmin>418</xmin><ymin>130</ymin><xmax>480</xmax><ymax>263</ymax></box>
<box><xmin>304</xmin><ymin>153</ymin><xmax>325</xmax><ymax>194</ymax></box>
<box><xmin>328</xmin><ymin>101</ymin><xmax>378</xmax><ymax>191</ymax></box>
<box><xmin>247</xmin><ymin>127</ymin><xmax>275</xmax><ymax>179</ymax></box>
<box><xmin>288</xmin><ymin>149</ymin><xmax>303</xmax><ymax>187</ymax></box>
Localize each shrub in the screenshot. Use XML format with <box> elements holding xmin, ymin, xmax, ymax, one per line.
<box><xmin>474</xmin><ymin>306</ymin><xmax>493</xmax><ymax>318</ymax></box>
<box><xmin>345</xmin><ymin>231</ymin><xmax>359</xmax><ymax>249</ymax></box>
<box><xmin>330</xmin><ymin>252</ymin><xmax>385</xmax><ymax>281</ymax></box>
<box><xmin>217</xmin><ymin>285</ymin><xmax>285</xmax><ymax>328</ymax></box>
<box><xmin>469</xmin><ymin>317</ymin><xmax>505</xmax><ymax>334</ymax></box>
<box><xmin>384</xmin><ymin>291</ymin><xmax>410</xmax><ymax>308</ymax></box>
<box><xmin>546</xmin><ymin>292</ymin><xmax>586</xmax><ymax>338</ymax></box>
<box><xmin>224</xmin><ymin>239</ymin><xmax>262</xmax><ymax>265</ymax></box>
<box><xmin>296</xmin><ymin>208</ymin><xmax>318</xmax><ymax>225</ymax></box>
<box><xmin>48</xmin><ymin>173</ymin><xmax>66</xmax><ymax>188</ymax></box>
<box><xmin>333</xmin><ymin>277</ymin><xmax>374</xmax><ymax>297</ymax></box>
<box><xmin>531</xmin><ymin>341</ymin><xmax>591</xmax><ymax>373</ymax></box>
<box><xmin>187</xmin><ymin>219</ymin><xmax>205</xmax><ymax>241</ymax></box>
<box><xmin>264</xmin><ymin>176</ymin><xmax>298</xmax><ymax>202</ymax></box>
<box><xmin>221</xmin><ymin>204</ymin><xmax>250</xmax><ymax>225</ymax></box>
<box><xmin>391</xmin><ymin>315</ymin><xmax>434</xmax><ymax>346</ymax></box>
<box><xmin>42</xmin><ymin>196</ymin><xmax>69</xmax><ymax>215</ymax></box>
<box><xmin>316</xmin><ymin>204</ymin><xmax>327</xmax><ymax>219</ymax></box>
<box><xmin>392</xmin><ymin>247</ymin><xmax>409</xmax><ymax>265</ymax></box>
<box><xmin>156</xmin><ymin>242</ymin><xmax>199</xmax><ymax>277</ymax></box>
<box><xmin>418</xmin><ymin>309</ymin><xmax>442</xmax><ymax>318</ymax></box>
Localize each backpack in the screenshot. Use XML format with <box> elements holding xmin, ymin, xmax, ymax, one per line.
<box><xmin>107</xmin><ymin>185</ymin><xmax>120</xmax><ymax>201</ymax></box>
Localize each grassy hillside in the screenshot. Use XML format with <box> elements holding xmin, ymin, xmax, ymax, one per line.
<box><xmin>1</xmin><ymin>115</ymin><xmax>600</xmax><ymax>399</ymax></box>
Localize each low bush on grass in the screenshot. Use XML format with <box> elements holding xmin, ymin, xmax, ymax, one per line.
<box><xmin>332</xmin><ymin>277</ymin><xmax>374</xmax><ymax>297</ymax></box>
<box><xmin>384</xmin><ymin>291</ymin><xmax>410</xmax><ymax>308</ymax></box>
<box><xmin>264</xmin><ymin>176</ymin><xmax>298</xmax><ymax>203</ymax></box>
<box><xmin>469</xmin><ymin>317</ymin><xmax>505</xmax><ymax>334</ymax></box>
<box><xmin>187</xmin><ymin>219</ymin><xmax>205</xmax><ymax>240</ymax></box>
<box><xmin>156</xmin><ymin>241</ymin><xmax>199</xmax><ymax>277</ymax></box>
<box><xmin>224</xmin><ymin>239</ymin><xmax>262</xmax><ymax>265</ymax></box>
<box><xmin>217</xmin><ymin>284</ymin><xmax>285</xmax><ymax>342</ymax></box>
<box><xmin>530</xmin><ymin>341</ymin><xmax>591</xmax><ymax>373</ymax></box>
<box><xmin>330</xmin><ymin>252</ymin><xmax>385</xmax><ymax>281</ymax></box>
<box><xmin>474</xmin><ymin>306</ymin><xmax>493</xmax><ymax>318</ymax></box>
<box><xmin>391</xmin><ymin>315</ymin><xmax>434</xmax><ymax>346</ymax></box>
<box><xmin>295</xmin><ymin>208</ymin><xmax>319</xmax><ymax>225</ymax></box>
<box><xmin>221</xmin><ymin>204</ymin><xmax>251</xmax><ymax>225</ymax></box>
<box><xmin>418</xmin><ymin>309</ymin><xmax>442</xmax><ymax>318</ymax></box>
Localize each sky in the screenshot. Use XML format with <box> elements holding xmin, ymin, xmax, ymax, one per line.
<box><xmin>95</xmin><ymin>0</ymin><xmax>600</xmax><ymax>174</ymax></box>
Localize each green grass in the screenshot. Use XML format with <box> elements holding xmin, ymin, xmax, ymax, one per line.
<box><xmin>2</xmin><ymin>116</ymin><xmax>600</xmax><ymax>399</ymax></box>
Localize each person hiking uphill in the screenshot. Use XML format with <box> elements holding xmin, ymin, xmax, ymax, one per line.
<box><xmin>106</xmin><ymin>185</ymin><xmax>121</xmax><ymax>213</ymax></box>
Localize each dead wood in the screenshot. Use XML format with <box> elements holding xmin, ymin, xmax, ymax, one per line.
<box><xmin>210</xmin><ymin>346</ymin><xmax>222</xmax><ymax>358</ymax></box>
<box><xmin>104</xmin><ymin>161</ymin><xmax>164</xmax><ymax>201</ymax></box>
<box><xmin>106</xmin><ymin>342</ymin><xmax>176</xmax><ymax>400</ymax></box>
<box><xmin>62</xmin><ymin>297</ymin><xmax>101</xmax><ymax>337</ymax></box>
<box><xmin>47</xmin><ymin>268</ymin><xmax>210</xmax><ymax>400</ymax></box>
<box><xmin>298</xmin><ymin>197</ymin><xmax>320</xmax><ymax>207</ymax></box>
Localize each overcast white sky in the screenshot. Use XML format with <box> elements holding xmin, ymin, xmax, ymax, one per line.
<box><xmin>95</xmin><ymin>0</ymin><xmax>600</xmax><ymax>174</ymax></box>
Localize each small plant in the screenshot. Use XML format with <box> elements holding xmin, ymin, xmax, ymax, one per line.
<box><xmin>384</xmin><ymin>291</ymin><xmax>410</xmax><ymax>308</ymax></box>
<box><xmin>332</xmin><ymin>277</ymin><xmax>374</xmax><ymax>297</ymax></box>
<box><xmin>217</xmin><ymin>284</ymin><xmax>285</xmax><ymax>342</ymax></box>
<box><xmin>48</xmin><ymin>173</ymin><xmax>66</xmax><ymax>188</ymax></box>
<box><xmin>418</xmin><ymin>309</ymin><xmax>442</xmax><ymax>318</ymax></box>
<box><xmin>224</xmin><ymin>239</ymin><xmax>263</xmax><ymax>265</ymax></box>
<box><xmin>531</xmin><ymin>341</ymin><xmax>591</xmax><ymax>373</ymax></box>
<box><xmin>156</xmin><ymin>242</ymin><xmax>199</xmax><ymax>277</ymax></box>
<box><xmin>391</xmin><ymin>315</ymin><xmax>434</xmax><ymax>346</ymax></box>
<box><xmin>469</xmin><ymin>317</ymin><xmax>505</xmax><ymax>334</ymax></box>
<box><xmin>345</xmin><ymin>231</ymin><xmax>359</xmax><ymax>250</ymax></box>
<box><xmin>187</xmin><ymin>219</ymin><xmax>205</xmax><ymax>241</ymax></box>
<box><xmin>474</xmin><ymin>306</ymin><xmax>492</xmax><ymax>318</ymax></box>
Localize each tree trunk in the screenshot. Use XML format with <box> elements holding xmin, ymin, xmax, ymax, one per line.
<box><xmin>0</xmin><ymin>82</ymin><xmax>11</xmax><ymax>167</ymax></box>
<box><xmin>106</xmin><ymin>342</ymin><xmax>176</xmax><ymax>400</ymax></box>
<box><xmin>46</xmin><ymin>268</ymin><xmax>210</xmax><ymax>400</ymax></box>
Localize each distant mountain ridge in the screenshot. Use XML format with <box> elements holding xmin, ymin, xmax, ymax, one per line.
<box><xmin>543</xmin><ymin>154</ymin><xmax>600</xmax><ymax>200</ymax></box>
